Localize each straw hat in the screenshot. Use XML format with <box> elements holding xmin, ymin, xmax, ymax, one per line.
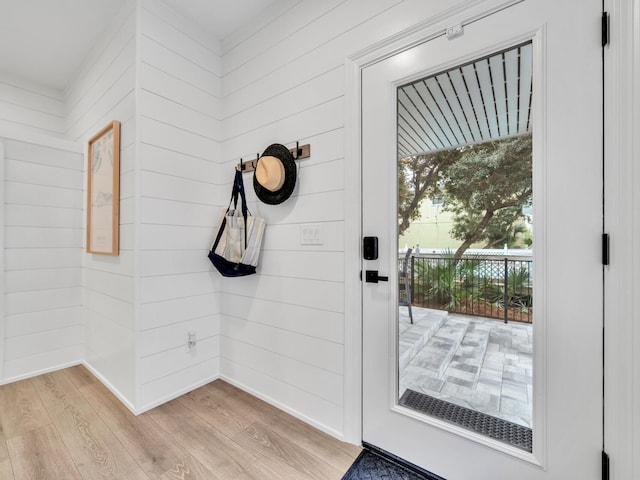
<box><xmin>253</xmin><ymin>143</ymin><xmax>297</xmax><ymax>205</ymax></box>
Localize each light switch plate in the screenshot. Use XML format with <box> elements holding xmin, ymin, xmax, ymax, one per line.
<box><xmin>300</xmin><ymin>224</ymin><xmax>322</xmax><ymax>245</ymax></box>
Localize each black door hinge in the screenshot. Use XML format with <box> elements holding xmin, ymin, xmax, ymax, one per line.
<box><xmin>602</xmin><ymin>450</ymin><xmax>610</xmax><ymax>480</ymax></box>
<box><xmin>602</xmin><ymin>233</ymin><xmax>610</xmax><ymax>266</ymax></box>
<box><xmin>602</xmin><ymin>12</ymin><xmax>610</xmax><ymax>47</ymax></box>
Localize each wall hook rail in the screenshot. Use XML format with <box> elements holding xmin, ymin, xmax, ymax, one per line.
<box><xmin>236</xmin><ymin>143</ymin><xmax>311</xmax><ymax>173</ymax></box>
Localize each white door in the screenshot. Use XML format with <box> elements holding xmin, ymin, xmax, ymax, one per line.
<box><xmin>361</xmin><ymin>1</ymin><xmax>603</xmax><ymax>479</ymax></box>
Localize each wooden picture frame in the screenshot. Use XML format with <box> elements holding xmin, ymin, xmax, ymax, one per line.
<box><xmin>86</xmin><ymin>120</ymin><xmax>120</xmax><ymax>255</ymax></box>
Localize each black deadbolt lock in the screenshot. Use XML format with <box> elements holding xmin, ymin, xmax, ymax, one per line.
<box><xmin>363</xmin><ymin>236</ymin><xmax>379</xmax><ymax>260</ymax></box>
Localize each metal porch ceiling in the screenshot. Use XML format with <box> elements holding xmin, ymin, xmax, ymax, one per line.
<box><xmin>397</xmin><ymin>41</ymin><xmax>532</xmax><ymax>158</ymax></box>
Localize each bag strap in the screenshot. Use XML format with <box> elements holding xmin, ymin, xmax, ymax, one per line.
<box><xmin>236</xmin><ymin>170</ymin><xmax>249</xmax><ymax>216</ymax></box>
<box><xmin>214</xmin><ymin>168</ymin><xmax>252</xmax><ymax>253</ymax></box>
<box><xmin>228</xmin><ymin>170</ymin><xmax>239</xmax><ymax>212</ymax></box>
<box><xmin>214</xmin><ymin>168</ymin><xmax>243</xmax><ymax>253</ymax></box>
<box><xmin>235</xmin><ymin>169</ymin><xmax>250</xmax><ymax>249</ymax></box>
<box><xmin>211</xmin><ymin>214</ymin><xmax>227</xmax><ymax>252</ymax></box>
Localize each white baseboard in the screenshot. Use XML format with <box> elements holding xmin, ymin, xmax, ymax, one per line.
<box><xmin>81</xmin><ymin>361</ymin><xmax>139</xmax><ymax>414</ymax></box>
<box><xmin>0</xmin><ymin>359</ymin><xmax>82</xmax><ymax>386</ymax></box>
<box><xmin>218</xmin><ymin>373</ymin><xmax>354</xmax><ymax>445</ymax></box>
<box><xmin>134</xmin><ymin>373</ymin><xmax>221</xmax><ymax>415</ymax></box>
<box><xmin>0</xmin><ymin>358</ymin><xmax>358</xmax><ymax>449</ymax></box>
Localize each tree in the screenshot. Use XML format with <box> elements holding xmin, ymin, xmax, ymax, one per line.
<box><xmin>482</xmin><ymin>214</ymin><xmax>530</xmax><ymax>249</ymax></box>
<box><xmin>397</xmin><ymin>148</ymin><xmax>462</xmax><ymax>236</ymax></box>
<box><xmin>443</xmin><ymin>134</ymin><xmax>532</xmax><ymax>261</ymax></box>
<box><xmin>450</xmin><ymin>207</ymin><xmax>530</xmax><ymax>250</ymax></box>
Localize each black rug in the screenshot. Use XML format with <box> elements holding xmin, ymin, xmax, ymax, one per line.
<box><xmin>341</xmin><ymin>445</ymin><xmax>444</xmax><ymax>480</ymax></box>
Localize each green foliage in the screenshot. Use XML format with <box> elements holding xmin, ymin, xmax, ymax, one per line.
<box><xmin>482</xmin><ymin>266</ymin><xmax>532</xmax><ymax>311</ymax></box>
<box><xmin>444</xmin><ymin>134</ymin><xmax>533</xmax><ymax>259</ymax></box>
<box><xmin>412</xmin><ymin>253</ymin><xmax>532</xmax><ymax>318</ymax></box>
<box><xmin>415</xmin><ymin>250</ymin><xmax>483</xmax><ymax>310</ymax></box>
<box><xmin>459</xmin><ymin>210</ymin><xmax>529</xmax><ymax>249</ymax></box>
<box><xmin>523</xmin><ymin>229</ymin><xmax>533</xmax><ymax>247</ymax></box>
<box><xmin>397</xmin><ymin>149</ymin><xmax>462</xmax><ymax>236</ymax></box>
<box><xmin>398</xmin><ymin>134</ymin><xmax>533</xmax><ymax>258</ymax></box>
<box><xmin>445</xmin><ymin>135</ymin><xmax>532</xmax><ymax>211</ymax></box>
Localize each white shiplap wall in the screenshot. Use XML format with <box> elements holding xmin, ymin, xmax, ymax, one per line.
<box><xmin>59</xmin><ymin>0</ymin><xmax>222</xmax><ymax>411</ymax></box>
<box><xmin>136</xmin><ymin>0</ymin><xmax>222</xmax><ymax>410</ymax></box>
<box><xmin>64</xmin><ymin>0</ymin><xmax>138</xmax><ymax>405</ymax></box>
<box><xmin>0</xmin><ymin>140</ymin><xmax>4</xmax><ymax>381</ymax></box>
<box><xmin>0</xmin><ymin>0</ymin><xmax>478</xmax><ymax>435</ymax></box>
<box><xmin>218</xmin><ymin>0</ymin><xmax>467</xmax><ymax>439</ymax></box>
<box><xmin>1</xmin><ymin>133</ymin><xmax>83</xmax><ymax>383</ymax></box>
<box><xmin>0</xmin><ymin>73</ymin><xmax>65</xmax><ymax>138</ymax></box>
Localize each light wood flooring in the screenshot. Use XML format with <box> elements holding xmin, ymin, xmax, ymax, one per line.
<box><xmin>0</xmin><ymin>366</ymin><xmax>361</xmax><ymax>479</ymax></box>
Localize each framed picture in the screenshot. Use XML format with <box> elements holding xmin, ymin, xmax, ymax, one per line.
<box><xmin>86</xmin><ymin>120</ymin><xmax>120</xmax><ymax>255</ymax></box>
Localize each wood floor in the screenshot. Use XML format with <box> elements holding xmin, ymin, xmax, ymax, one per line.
<box><xmin>0</xmin><ymin>366</ymin><xmax>361</xmax><ymax>479</ymax></box>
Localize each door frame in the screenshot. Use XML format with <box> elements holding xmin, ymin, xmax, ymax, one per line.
<box><xmin>602</xmin><ymin>2</ymin><xmax>640</xmax><ymax>480</ymax></box>
<box><xmin>343</xmin><ymin>0</ymin><xmax>540</xmax><ymax>445</ymax></box>
<box><xmin>345</xmin><ymin>1</ymin><xmax>639</xmax><ymax>478</ymax></box>
<box><xmin>344</xmin><ymin>0</ymin><xmax>639</xmax><ymax>477</ymax></box>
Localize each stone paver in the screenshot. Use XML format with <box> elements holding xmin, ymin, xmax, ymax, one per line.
<box><xmin>399</xmin><ymin>308</ymin><xmax>533</xmax><ymax>428</ymax></box>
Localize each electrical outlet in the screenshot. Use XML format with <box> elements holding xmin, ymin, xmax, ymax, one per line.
<box><xmin>187</xmin><ymin>331</ymin><xmax>196</xmax><ymax>352</ymax></box>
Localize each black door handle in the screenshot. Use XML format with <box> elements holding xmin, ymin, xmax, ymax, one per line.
<box><xmin>365</xmin><ymin>270</ymin><xmax>389</xmax><ymax>283</ymax></box>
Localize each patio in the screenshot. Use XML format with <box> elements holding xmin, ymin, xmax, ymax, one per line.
<box><xmin>398</xmin><ymin>306</ymin><xmax>533</xmax><ymax>428</ymax></box>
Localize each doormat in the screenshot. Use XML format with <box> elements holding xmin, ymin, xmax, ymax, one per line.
<box><xmin>341</xmin><ymin>444</ymin><xmax>445</xmax><ymax>480</ymax></box>
<box><xmin>399</xmin><ymin>389</ymin><xmax>532</xmax><ymax>452</ymax></box>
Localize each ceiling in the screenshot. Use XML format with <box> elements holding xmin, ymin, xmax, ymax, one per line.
<box><xmin>397</xmin><ymin>41</ymin><xmax>533</xmax><ymax>157</ymax></box>
<box><xmin>0</xmin><ymin>0</ymin><xmax>277</xmax><ymax>91</ymax></box>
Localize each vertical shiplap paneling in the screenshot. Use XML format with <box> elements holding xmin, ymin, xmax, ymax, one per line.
<box><xmin>218</xmin><ymin>0</ymin><xmax>461</xmax><ymax>438</ymax></box>
<box><xmin>2</xmin><ymin>136</ymin><xmax>83</xmax><ymax>382</ymax></box>
<box><xmin>136</xmin><ymin>0</ymin><xmax>222</xmax><ymax>410</ymax></box>
<box><xmin>0</xmin><ymin>73</ymin><xmax>65</xmax><ymax>137</ymax></box>
<box><xmin>64</xmin><ymin>0</ymin><xmax>138</xmax><ymax>404</ymax></box>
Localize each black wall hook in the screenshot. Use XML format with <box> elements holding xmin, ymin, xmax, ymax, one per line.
<box><xmin>235</xmin><ymin>143</ymin><xmax>311</xmax><ymax>173</ymax></box>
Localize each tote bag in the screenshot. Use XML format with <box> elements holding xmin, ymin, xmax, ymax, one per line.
<box><xmin>208</xmin><ymin>169</ymin><xmax>265</xmax><ymax>277</ymax></box>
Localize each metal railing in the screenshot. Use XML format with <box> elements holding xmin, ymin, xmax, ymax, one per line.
<box><xmin>402</xmin><ymin>252</ymin><xmax>533</xmax><ymax>323</ymax></box>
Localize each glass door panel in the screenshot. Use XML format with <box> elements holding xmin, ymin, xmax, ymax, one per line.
<box><xmin>396</xmin><ymin>43</ymin><xmax>534</xmax><ymax>451</ymax></box>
